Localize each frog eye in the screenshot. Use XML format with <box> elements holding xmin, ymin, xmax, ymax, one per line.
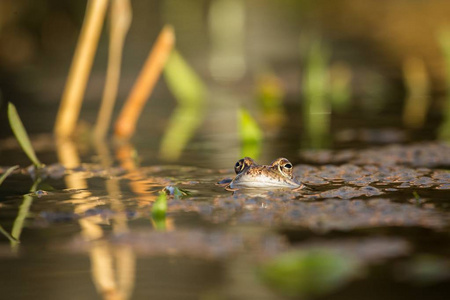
<box><xmin>277</xmin><ymin>159</ymin><xmax>293</xmax><ymax>177</ymax></box>
<box><xmin>283</xmin><ymin>163</ymin><xmax>292</xmax><ymax>169</ymax></box>
<box><xmin>234</xmin><ymin>159</ymin><xmax>245</xmax><ymax>174</ymax></box>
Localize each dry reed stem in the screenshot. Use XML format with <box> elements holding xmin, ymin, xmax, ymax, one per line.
<box><xmin>94</xmin><ymin>0</ymin><xmax>132</xmax><ymax>139</ymax></box>
<box><xmin>54</xmin><ymin>0</ymin><xmax>109</xmax><ymax>138</ymax></box>
<box><xmin>114</xmin><ymin>25</ymin><xmax>175</xmax><ymax>139</ymax></box>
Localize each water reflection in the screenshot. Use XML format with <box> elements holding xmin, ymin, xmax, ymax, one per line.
<box><xmin>0</xmin><ymin>138</ymin><xmax>449</xmax><ymax>299</ymax></box>
<box><xmin>57</xmin><ymin>138</ymin><xmax>136</xmax><ymax>300</ymax></box>
<box><xmin>10</xmin><ymin>179</ymin><xmax>39</xmax><ymax>251</ymax></box>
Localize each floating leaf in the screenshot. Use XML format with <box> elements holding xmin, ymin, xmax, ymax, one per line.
<box><xmin>0</xmin><ymin>165</ymin><xmax>19</xmax><ymax>186</ymax></box>
<box><xmin>7</xmin><ymin>103</ymin><xmax>43</xmax><ymax>167</ymax></box>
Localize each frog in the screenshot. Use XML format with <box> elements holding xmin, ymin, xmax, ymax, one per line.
<box><xmin>218</xmin><ymin>157</ymin><xmax>303</xmax><ymax>191</ymax></box>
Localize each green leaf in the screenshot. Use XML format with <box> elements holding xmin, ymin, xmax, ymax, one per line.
<box><xmin>0</xmin><ymin>225</ymin><xmax>19</xmax><ymax>243</ymax></box>
<box><xmin>7</xmin><ymin>103</ymin><xmax>42</xmax><ymax>167</ymax></box>
<box><xmin>152</xmin><ymin>192</ymin><xmax>168</xmax><ymax>219</ymax></box>
<box><xmin>239</xmin><ymin>108</ymin><xmax>262</xmax><ymax>159</ymax></box>
<box><xmin>11</xmin><ymin>178</ymin><xmax>40</xmax><ymax>250</ymax></box>
<box><xmin>164</xmin><ymin>49</ymin><xmax>206</xmax><ymax>106</ymax></box>
<box><xmin>0</xmin><ymin>165</ymin><xmax>19</xmax><ymax>186</ymax></box>
<box><xmin>259</xmin><ymin>250</ymin><xmax>361</xmax><ymax>297</ymax></box>
<box><xmin>160</xmin><ymin>50</ymin><xmax>207</xmax><ymax>161</ymax></box>
<box><xmin>151</xmin><ymin>192</ymin><xmax>168</xmax><ymax>230</ymax></box>
<box><xmin>239</xmin><ymin>108</ymin><xmax>262</xmax><ymax>143</ymax></box>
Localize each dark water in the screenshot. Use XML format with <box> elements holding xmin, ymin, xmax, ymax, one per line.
<box><xmin>1</xmin><ymin>108</ymin><xmax>450</xmax><ymax>300</ymax></box>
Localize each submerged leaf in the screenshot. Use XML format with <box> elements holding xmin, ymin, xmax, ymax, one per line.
<box><xmin>7</xmin><ymin>103</ymin><xmax>43</xmax><ymax>168</ymax></box>
<box><xmin>0</xmin><ymin>165</ymin><xmax>19</xmax><ymax>186</ymax></box>
<box><xmin>259</xmin><ymin>250</ymin><xmax>361</xmax><ymax>297</ymax></box>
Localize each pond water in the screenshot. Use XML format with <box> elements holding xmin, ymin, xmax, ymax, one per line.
<box><xmin>0</xmin><ymin>101</ymin><xmax>450</xmax><ymax>300</ymax></box>
<box><xmin>2</xmin><ymin>0</ymin><xmax>450</xmax><ymax>298</ymax></box>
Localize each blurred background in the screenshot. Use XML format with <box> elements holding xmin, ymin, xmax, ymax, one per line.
<box><xmin>1</xmin><ymin>2</ymin><xmax>450</xmax><ymax>300</ymax></box>
<box><xmin>0</xmin><ymin>0</ymin><xmax>450</xmax><ymax>167</ymax></box>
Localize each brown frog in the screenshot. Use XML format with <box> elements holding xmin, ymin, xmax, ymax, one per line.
<box><xmin>218</xmin><ymin>157</ymin><xmax>303</xmax><ymax>190</ymax></box>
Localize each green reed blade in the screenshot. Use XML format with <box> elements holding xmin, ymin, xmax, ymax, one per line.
<box><xmin>152</xmin><ymin>192</ymin><xmax>168</xmax><ymax>230</ymax></box>
<box><xmin>152</xmin><ymin>192</ymin><xmax>167</xmax><ymax>219</ymax></box>
<box><xmin>0</xmin><ymin>225</ymin><xmax>19</xmax><ymax>243</ymax></box>
<box><xmin>0</xmin><ymin>165</ymin><xmax>19</xmax><ymax>186</ymax></box>
<box><xmin>160</xmin><ymin>49</ymin><xmax>207</xmax><ymax>161</ymax></box>
<box><xmin>239</xmin><ymin>108</ymin><xmax>262</xmax><ymax>143</ymax></box>
<box><xmin>437</xmin><ymin>29</ymin><xmax>450</xmax><ymax>141</ymax></box>
<box><xmin>7</xmin><ymin>103</ymin><xmax>43</xmax><ymax>168</ymax></box>
<box><xmin>164</xmin><ymin>49</ymin><xmax>206</xmax><ymax>106</ymax></box>
<box><xmin>239</xmin><ymin>108</ymin><xmax>262</xmax><ymax>159</ymax></box>
<box><xmin>11</xmin><ymin>178</ymin><xmax>40</xmax><ymax>250</ymax></box>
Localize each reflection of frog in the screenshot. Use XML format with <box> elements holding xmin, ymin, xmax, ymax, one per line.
<box><xmin>218</xmin><ymin>157</ymin><xmax>303</xmax><ymax>191</ymax></box>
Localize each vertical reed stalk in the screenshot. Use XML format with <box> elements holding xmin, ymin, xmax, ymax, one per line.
<box><xmin>55</xmin><ymin>0</ymin><xmax>109</xmax><ymax>138</ymax></box>
<box><xmin>114</xmin><ymin>25</ymin><xmax>175</xmax><ymax>139</ymax></box>
<box><xmin>94</xmin><ymin>0</ymin><xmax>132</xmax><ymax>139</ymax></box>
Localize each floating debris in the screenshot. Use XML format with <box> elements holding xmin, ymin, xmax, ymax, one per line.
<box><xmin>301</xmin><ymin>142</ymin><xmax>450</xmax><ymax>167</ymax></box>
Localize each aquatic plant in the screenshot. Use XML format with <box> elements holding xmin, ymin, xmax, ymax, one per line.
<box><xmin>255</xmin><ymin>72</ymin><xmax>285</xmax><ymax>127</ymax></box>
<box><xmin>0</xmin><ymin>225</ymin><xmax>18</xmax><ymax>244</ymax></box>
<box><xmin>302</xmin><ymin>37</ymin><xmax>331</xmax><ymax>149</ymax></box>
<box><xmin>300</xmin><ymin>34</ymin><xmax>355</xmax><ymax>150</ymax></box>
<box><xmin>239</xmin><ymin>108</ymin><xmax>263</xmax><ymax>159</ymax></box>
<box><xmin>259</xmin><ymin>249</ymin><xmax>361</xmax><ymax>297</ymax></box>
<box><xmin>55</xmin><ymin>0</ymin><xmax>109</xmax><ymax>138</ymax></box>
<box><xmin>329</xmin><ymin>62</ymin><xmax>352</xmax><ymax>113</ymax></box>
<box><xmin>152</xmin><ymin>192</ymin><xmax>168</xmax><ymax>230</ymax></box>
<box><xmin>10</xmin><ymin>179</ymin><xmax>40</xmax><ymax>250</ymax></box>
<box><xmin>94</xmin><ymin>0</ymin><xmax>132</xmax><ymax>139</ymax></box>
<box><xmin>0</xmin><ymin>165</ymin><xmax>19</xmax><ymax>186</ymax></box>
<box><xmin>7</xmin><ymin>103</ymin><xmax>43</xmax><ymax>168</ymax></box>
<box><xmin>159</xmin><ymin>49</ymin><xmax>207</xmax><ymax>161</ymax></box>
<box><xmin>437</xmin><ymin>29</ymin><xmax>450</xmax><ymax>141</ymax></box>
<box><xmin>115</xmin><ymin>25</ymin><xmax>175</xmax><ymax>139</ymax></box>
